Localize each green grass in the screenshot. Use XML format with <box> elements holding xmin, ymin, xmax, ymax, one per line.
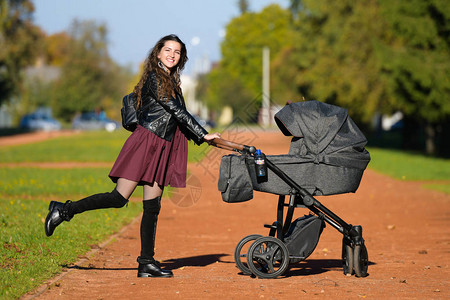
<box><xmin>0</xmin><ymin>129</ymin><xmax>210</xmax><ymax>163</ymax></box>
<box><xmin>0</xmin><ymin>167</ymin><xmax>119</xmax><ymax>198</ymax></box>
<box><xmin>0</xmin><ymin>130</ymin><xmax>129</xmax><ymax>162</ymax></box>
<box><xmin>0</xmin><ymin>197</ymin><xmax>142</xmax><ymax>299</ymax></box>
<box><xmin>422</xmin><ymin>184</ymin><xmax>450</xmax><ymax>194</ymax></box>
<box><xmin>367</xmin><ymin>147</ymin><xmax>450</xmax><ymax>193</ymax></box>
<box><xmin>0</xmin><ymin>130</ymin><xmax>211</xmax><ymax>299</ymax></box>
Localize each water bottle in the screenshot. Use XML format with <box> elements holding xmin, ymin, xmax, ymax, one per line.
<box><xmin>254</xmin><ymin>149</ymin><xmax>267</xmax><ymax>179</ymax></box>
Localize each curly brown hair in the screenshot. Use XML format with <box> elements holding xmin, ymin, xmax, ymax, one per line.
<box><xmin>133</xmin><ymin>34</ymin><xmax>188</xmax><ymax>108</ymax></box>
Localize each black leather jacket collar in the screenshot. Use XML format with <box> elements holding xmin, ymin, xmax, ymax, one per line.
<box><xmin>137</xmin><ymin>72</ymin><xmax>208</xmax><ymax>145</ymax></box>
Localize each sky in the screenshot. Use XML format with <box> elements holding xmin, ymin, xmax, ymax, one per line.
<box><xmin>32</xmin><ymin>0</ymin><xmax>289</xmax><ymax>74</ymax></box>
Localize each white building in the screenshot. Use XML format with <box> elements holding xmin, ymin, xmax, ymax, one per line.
<box><xmin>181</xmin><ymin>74</ymin><xmax>208</xmax><ymax>120</ymax></box>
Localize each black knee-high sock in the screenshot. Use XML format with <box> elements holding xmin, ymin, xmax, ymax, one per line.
<box><xmin>67</xmin><ymin>189</ymin><xmax>128</xmax><ymax>217</ymax></box>
<box><xmin>137</xmin><ymin>196</ymin><xmax>161</xmax><ymax>264</ymax></box>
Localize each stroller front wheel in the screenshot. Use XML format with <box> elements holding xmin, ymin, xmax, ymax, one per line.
<box><xmin>234</xmin><ymin>234</ymin><xmax>263</xmax><ymax>275</ymax></box>
<box><xmin>354</xmin><ymin>244</ymin><xmax>369</xmax><ymax>277</ymax></box>
<box><xmin>247</xmin><ymin>236</ymin><xmax>290</xmax><ymax>279</ymax></box>
<box><xmin>342</xmin><ymin>239</ymin><xmax>354</xmax><ymax>275</ymax></box>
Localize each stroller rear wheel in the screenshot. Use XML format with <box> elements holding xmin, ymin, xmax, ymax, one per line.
<box><xmin>234</xmin><ymin>234</ymin><xmax>263</xmax><ymax>275</ymax></box>
<box><xmin>247</xmin><ymin>236</ymin><xmax>290</xmax><ymax>279</ymax></box>
<box><xmin>354</xmin><ymin>244</ymin><xmax>369</xmax><ymax>277</ymax></box>
<box><xmin>342</xmin><ymin>238</ymin><xmax>354</xmax><ymax>275</ymax></box>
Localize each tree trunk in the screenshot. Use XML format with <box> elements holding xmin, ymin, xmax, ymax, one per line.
<box><xmin>425</xmin><ymin>122</ymin><xmax>436</xmax><ymax>156</ymax></box>
<box><xmin>402</xmin><ymin>117</ymin><xmax>422</xmax><ymax>150</ymax></box>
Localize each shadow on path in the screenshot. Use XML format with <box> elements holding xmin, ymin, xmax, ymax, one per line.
<box><xmin>286</xmin><ymin>259</ymin><xmax>376</xmax><ymax>277</ymax></box>
<box><xmin>162</xmin><ymin>253</ymin><xmax>230</xmax><ymax>270</ymax></box>
<box><xmin>64</xmin><ymin>253</ymin><xmax>230</xmax><ymax>271</ymax></box>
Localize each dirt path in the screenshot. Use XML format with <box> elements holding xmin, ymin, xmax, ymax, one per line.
<box><xmin>11</xmin><ymin>129</ymin><xmax>450</xmax><ymax>299</ymax></box>
<box><xmin>0</xmin><ymin>130</ymin><xmax>80</xmax><ymax>147</ymax></box>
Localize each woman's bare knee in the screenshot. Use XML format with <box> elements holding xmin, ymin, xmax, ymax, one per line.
<box><xmin>143</xmin><ymin>184</ymin><xmax>163</xmax><ymax>200</ymax></box>
<box><xmin>116</xmin><ymin>178</ymin><xmax>138</xmax><ymax>199</ymax></box>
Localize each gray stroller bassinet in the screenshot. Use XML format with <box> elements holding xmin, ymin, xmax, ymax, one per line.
<box><xmin>214</xmin><ymin>100</ymin><xmax>371</xmax><ymax>279</ymax></box>
<box><xmin>250</xmin><ymin>99</ymin><xmax>370</xmax><ymax>196</ymax></box>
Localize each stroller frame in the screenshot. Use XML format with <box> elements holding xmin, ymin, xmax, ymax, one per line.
<box><xmin>213</xmin><ymin>138</ymin><xmax>369</xmax><ymax>279</ymax></box>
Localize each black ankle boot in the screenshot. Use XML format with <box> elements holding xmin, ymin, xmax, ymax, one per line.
<box><xmin>45</xmin><ymin>200</ymin><xmax>73</xmax><ymax>237</ymax></box>
<box><xmin>44</xmin><ymin>189</ymin><xmax>128</xmax><ymax>237</ymax></box>
<box><xmin>137</xmin><ymin>261</ymin><xmax>173</xmax><ymax>278</ymax></box>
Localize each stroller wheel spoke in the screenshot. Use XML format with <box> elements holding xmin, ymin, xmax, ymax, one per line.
<box><xmin>267</xmin><ymin>261</ymin><xmax>275</xmax><ymax>273</ymax></box>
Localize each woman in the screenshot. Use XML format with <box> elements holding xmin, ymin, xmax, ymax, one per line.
<box><xmin>44</xmin><ymin>34</ymin><xmax>221</xmax><ymax>278</ymax></box>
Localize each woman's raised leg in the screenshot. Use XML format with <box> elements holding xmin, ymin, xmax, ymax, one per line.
<box><xmin>45</xmin><ymin>178</ymin><xmax>138</xmax><ymax>237</ymax></box>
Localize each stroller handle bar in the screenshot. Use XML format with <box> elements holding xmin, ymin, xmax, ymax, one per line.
<box><xmin>211</xmin><ymin>138</ymin><xmax>257</xmax><ymax>154</ymax></box>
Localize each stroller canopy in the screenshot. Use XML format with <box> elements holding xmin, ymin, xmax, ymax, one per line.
<box><xmin>274</xmin><ymin>100</ymin><xmax>370</xmax><ymax>170</ymax></box>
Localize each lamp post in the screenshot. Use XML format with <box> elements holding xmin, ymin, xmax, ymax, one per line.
<box><xmin>261</xmin><ymin>46</ymin><xmax>270</xmax><ymax>127</ymax></box>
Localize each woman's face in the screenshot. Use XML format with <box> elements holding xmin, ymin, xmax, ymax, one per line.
<box><xmin>157</xmin><ymin>40</ymin><xmax>182</xmax><ymax>72</ymax></box>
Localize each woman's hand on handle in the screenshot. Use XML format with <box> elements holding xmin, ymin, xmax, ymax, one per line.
<box><xmin>203</xmin><ymin>132</ymin><xmax>221</xmax><ymax>143</ymax></box>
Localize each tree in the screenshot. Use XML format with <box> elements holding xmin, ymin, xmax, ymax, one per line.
<box><xmin>0</xmin><ymin>0</ymin><xmax>43</xmax><ymax>106</ymax></box>
<box><xmin>238</xmin><ymin>0</ymin><xmax>249</xmax><ymax>14</ymax></box>
<box><xmin>196</xmin><ymin>5</ymin><xmax>296</xmax><ymax>122</ymax></box>
<box><xmin>44</xmin><ymin>32</ymin><xmax>71</xmax><ymax>66</ymax></box>
<box><xmin>220</xmin><ymin>4</ymin><xmax>295</xmax><ymax>104</ymax></box>
<box><xmin>376</xmin><ymin>0</ymin><xmax>450</xmax><ymax>154</ymax></box>
<box><xmin>50</xmin><ymin>20</ymin><xmax>131</xmax><ymax>121</ymax></box>
<box><xmin>279</xmin><ymin>0</ymin><xmax>392</xmax><ymax>123</ymax></box>
<box><xmin>284</xmin><ymin>0</ymin><xmax>449</xmax><ymax>154</ymax></box>
<box><xmin>197</xmin><ymin>64</ymin><xmax>254</xmax><ymax>122</ymax></box>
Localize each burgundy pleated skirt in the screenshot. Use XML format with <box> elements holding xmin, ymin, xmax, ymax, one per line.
<box><xmin>109</xmin><ymin>125</ymin><xmax>188</xmax><ymax>188</ymax></box>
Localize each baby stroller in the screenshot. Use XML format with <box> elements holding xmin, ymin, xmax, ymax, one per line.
<box><xmin>213</xmin><ymin>100</ymin><xmax>371</xmax><ymax>279</ymax></box>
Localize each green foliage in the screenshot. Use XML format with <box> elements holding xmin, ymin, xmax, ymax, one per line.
<box><xmin>271</xmin><ymin>44</ymin><xmax>306</xmax><ymax>103</ymax></box>
<box><xmin>275</xmin><ymin>0</ymin><xmax>449</xmax><ymax>154</ymax></box>
<box><xmin>0</xmin><ymin>0</ymin><xmax>43</xmax><ymax>106</ymax></box>
<box><xmin>376</xmin><ymin>0</ymin><xmax>450</xmax><ymax>123</ymax></box>
<box><xmin>43</xmin><ymin>32</ymin><xmax>72</xmax><ymax>66</ymax></box>
<box><xmin>50</xmin><ymin>20</ymin><xmax>131</xmax><ymax>121</ymax></box>
<box><xmin>280</xmin><ymin>0</ymin><xmax>394</xmax><ymax>123</ymax></box>
<box><xmin>197</xmin><ymin>66</ymin><xmax>255</xmax><ymax>122</ymax></box>
<box><xmin>202</xmin><ymin>4</ymin><xmax>295</xmax><ymax>112</ymax></box>
<box><xmin>222</xmin><ymin>4</ymin><xmax>294</xmax><ymax>97</ymax></box>
<box><xmin>238</xmin><ymin>0</ymin><xmax>249</xmax><ymax>14</ymax></box>
<box><xmin>15</xmin><ymin>77</ymin><xmax>56</xmax><ymax>119</ymax></box>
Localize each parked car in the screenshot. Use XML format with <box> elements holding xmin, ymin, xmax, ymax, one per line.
<box><xmin>72</xmin><ymin>111</ymin><xmax>119</xmax><ymax>132</ymax></box>
<box><xmin>20</xmin><ymin>108</ymin><xmax>61</xmax><ymax>131</ymax></box>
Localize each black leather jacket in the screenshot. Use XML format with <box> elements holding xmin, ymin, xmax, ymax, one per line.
<box><xmin>137</xmin><ymin>72</ymin><xmax>208</xmax><ymax>145</ymax></box>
